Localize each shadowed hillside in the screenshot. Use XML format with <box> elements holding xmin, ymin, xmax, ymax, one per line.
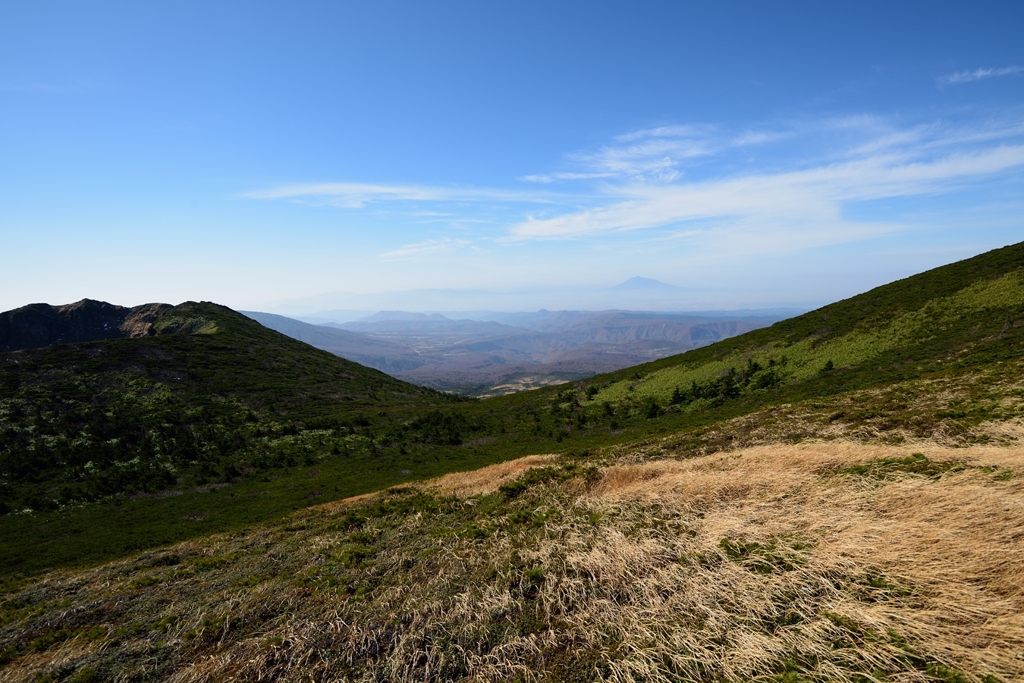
<box><xmin>0</xmin><ymin>301</ymin><xmax>452</xmax><ymax>574</ymax></box>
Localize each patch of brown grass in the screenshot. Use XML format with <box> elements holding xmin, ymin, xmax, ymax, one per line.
<box><xmin>424</xmin><ymin>453</ymin><xmax>559</xmax><ymax>497</ymax></box>
<box><xmin>313</xmin><ymin>491</ymin><xmax>376</xmax><ymax>513</ymax></box>
<box><xmin>584</xmin><ymin>441</ymin><xmax>1024</xmax><ymax>680</ymax></box>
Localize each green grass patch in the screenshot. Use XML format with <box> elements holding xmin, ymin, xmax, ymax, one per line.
<box><xmin>719</xmin><ymin>535</ymin><xmax>813</xmax><ymax>574</ymax></box>
<box><xmin>829</xmin><ymin>453</ymin><xmax>968</xmax><ymax>480</ymax></box>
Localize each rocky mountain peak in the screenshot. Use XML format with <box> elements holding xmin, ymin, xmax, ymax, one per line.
<box><xmin>0</xmin><ymin>299</ymin><xmax>172</xmax><ymax>351</ymax></box>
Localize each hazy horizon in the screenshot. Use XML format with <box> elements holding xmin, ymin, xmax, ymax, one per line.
<box><xmin>260</xmin><ymin>276</ymin><xmax>818</xmax><ymax>319</ymax></box>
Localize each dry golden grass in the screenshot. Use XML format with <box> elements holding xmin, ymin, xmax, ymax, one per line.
<box><xmin>424</xmin><ymin>453</ymin><xmax>560</xmax><ymax>497</ymax></box>
<box><xmin>314</xmin><ymin>491</ymin><xmax>377</xmax><ymax>514</ymax></box>
<box><xmin>2</xmin><ymin>440</ymin><xmax>1022</xmax><ymax>682</ymax></box>
<box><xmin>586</xmin><ymin>442</ymin><xmax>1024</xmax><ymax>680</ymax></box>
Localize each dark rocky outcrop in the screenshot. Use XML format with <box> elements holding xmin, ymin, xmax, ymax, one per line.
<box><xmin>0</xmin><ymin>299</ymin><xmax>172</xmax><ymax>351</ymax></box>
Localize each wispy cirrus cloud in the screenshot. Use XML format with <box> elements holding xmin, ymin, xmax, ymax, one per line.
<box><xmin>245</xmin><ymin>115</ymin><xmax>1024</xmax><ymax>260</ymax></box>
<box><xmin>523</xmin><ymin>125</ymin><xmax>713</xmax><ymax>184</ymax></box>
<box><xmin>509</xmin><ymin>142</ymin><xmax>1024</xmax><ymax>243</ymax></box>
<box><xmin>939</xmin><ymin>66</ymin><xmax>1023</xmax><ymax>85</ymax></box>
<box><xmin>520</xmin><ymin>171</ymin><xmax>619</xmax><ymax>183</ymax></box>
<box><xmin>242</xmin><ymin>182</ymin><xmax>553</xmax><ymax>208</ymax></box>
<box><xmin>525</xmin><ymin>124</ymin><xmax>790</xmax><ymax>184</ymax></box>
<box><xmin>730</xmin><ymin>130</ymin><xmax>790</xmax><ymax>147</ymax></box>
<box><xmin>613</xmin><ymin>125</ymin><xmax>701</xmax><ymax>142</ymax></box>
<box><xmin>380</xmin><ymin>237</ymin><xmax>471</xmax><ymax>260</ymax></box>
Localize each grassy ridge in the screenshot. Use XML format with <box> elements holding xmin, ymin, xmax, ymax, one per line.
<box><xmin>594</xmin><ymin>269</ymin><xmax>1024</xmax><ymax>404</ymax></box>
<box><xmin>0</xmin><ymin>302</ymin><xmax>445</xmax><ymax>510</ymax></box>
<box><xmin>0</xmin><ymin>302</ymin><xmax>465</xmax><ymax>574</ymax></box>
<box><xmin>587</xmin><ymin>242</ymin><xmax>1024</xmax><ymax>406</ymax></box>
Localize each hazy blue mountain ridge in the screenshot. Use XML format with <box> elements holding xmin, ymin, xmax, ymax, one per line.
<box><xmin>241</xmin><ymin>311</ymin><xmax>424</xmax><ymax>373</ymax></box>
<box><xmin>249</xmin><ymin>307</ymin><xmax>788</xmax><ymax>394</ymax></box>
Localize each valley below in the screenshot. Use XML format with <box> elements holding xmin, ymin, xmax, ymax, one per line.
<box><xmin>244</xmin><ymin>309</ymin><xmax>787</xmax><ymax>396</ymax></box>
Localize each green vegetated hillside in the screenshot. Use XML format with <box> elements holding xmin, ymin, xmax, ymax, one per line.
<box><xmin>0</xmin><ymin>302</ymin><xmax>458</xmax><ymax>573</ymax></box>
<box><xmin>3</xmin><ymin>243</ymin><xmax>1024</xmax><ymax>580</ymax></box>
<box><xmin>2</xmin><ymin>244</ymin><xmax>1024</xmax><ymax>682</ymax></box>
<box><xmin>589</xmin><ymin>240</ymin><xmax>1024</xmax><ymax>409</ymax></box>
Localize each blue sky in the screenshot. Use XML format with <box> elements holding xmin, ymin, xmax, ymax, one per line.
<box><xmin>2</xmin><ymin>1</ymin><xmax>1023</xmax><ymax>313</ymax></box>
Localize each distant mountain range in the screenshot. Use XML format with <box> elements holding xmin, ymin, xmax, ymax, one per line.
<box><xmin>244</xmin><ymin>307</ymin><xmax>792</xmax><ymax>395</ymax></box>
<box><xmin>262</xmin><ymin>277</ymin><xmax>792</xmax><ymax>318</ymax></box>
<box><xmin>239</xmin><ymin>310</ymin><xmax>424</xmax><ymax>373</ymax></box>
<box><xmin>0</xmin><ymin>297</ymin><xmax>796</xmax><ymax>398</ymax></box>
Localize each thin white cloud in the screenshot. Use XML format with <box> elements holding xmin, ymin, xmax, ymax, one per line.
<box><xmin>730</xmin><ymin>130</ymin><xmax>789</xmax><ymax>147</ymax></box>
<box><xmin>820</xmin><ymin>114</ymin><xmax>890</xmax><ymax>132</ymax></box>
<box><xmin>520</xmin><ymin>171</ymin><xmax>617</xmax><ymax>183</ymax></box>
<box><xmin>243</xmin><ymin>182</ymin><xmax>552</xmax><ymax>208</ymax></box>
<box><xmin>939</xmin><ymin>66</ymin><xmax>1023</xmax><ymax>85</ymax></box>
<box><xmin>613</xmin><ymin>125</ymin><xmax>704</xmax><ymax>142</ymax></box>
<box><xmin>508</xmin><ymin>144</ymin><xmax>1024</xmax><ymax>240</ymax></box>
<box><xmin>524</xmin><ymin>126</ymin><xmax>713</xmax><ymax>184</ymax></box>
<box><xmin>844</xmin><ymin>119</ymin><xmax>1024</xmax><ymax>159</ymax></box>
<box><xmin>843</xmin><ymin>126</ymin><xmax>932</xmax><ymax>157</ymax></box>
<box><xmin>247</xmin><ymin>115</ymin><xmax>1024</xmax><ymax>262</ymax></box>
<box><xmin>570</xmin><ymin>138</ymin><xmax>707</xmax><ymax>178</ymax></box>
<box><xmin>380</xmin><ymin>237</ymin><xmax>470</xmax><ymax>259</ymax></box>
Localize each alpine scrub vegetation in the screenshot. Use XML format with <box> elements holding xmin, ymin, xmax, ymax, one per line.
<box><xmin>0</xmin><ymin>438</ymin><xmax>1021</xmax><ymax>682</ymax></box>
<box><xmin>0</xmin><ymin>301</ymin><xmax>444</xmax><ymax>513</ymax></box>
<box><xmin>590</xmin><ymin>258</ymin><xmax>1024</xmax><ymax>410</ymax></box>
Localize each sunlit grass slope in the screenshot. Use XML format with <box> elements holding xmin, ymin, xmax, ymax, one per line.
<box><xmin>588</xmin><ymin>241</ymin><xmax>1024</xmax><ymax>410</ymax></box>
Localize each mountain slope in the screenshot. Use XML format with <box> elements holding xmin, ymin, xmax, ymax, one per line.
<box><xmin>376</xmin><ymin>310</ymin><xmax>781</xmax><ymax>394</ymax></box>
<box><xmin>248</xmin><ymin>308</ymin><xmax>784</xmax><ymax>396</ymax></box>
<box><xmin>2</xmin><ymin>386</ymin><xmax>1022</xmax><ymax>682</ymax></box>
<box><xmin>611</xmin><ymin>275</ymin><xmax>684</xmax><ymax>290</ymax></box>
<box><xmin>0</xmin><ymin>301</ymin><xmax>453</xmax><ymax>572</ymax></box>
<box><xmin>340</xmin><ymin>317</ymin><xmax>524</xmax><ymax>336</ymax></box>
<box><xmin>337</xmin><ymin>311</ymin><xmax>783</xmax><ymax>394</ymax></box>
<box><xmin>584</xmin><ymin>242</ymin><xmax>1024</xmax><ymax>413</ymax></box>
<box><xmin>3</xmin><ymin>245</ymin><xmax>1024</xmax><ymax>680</ymax></box>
